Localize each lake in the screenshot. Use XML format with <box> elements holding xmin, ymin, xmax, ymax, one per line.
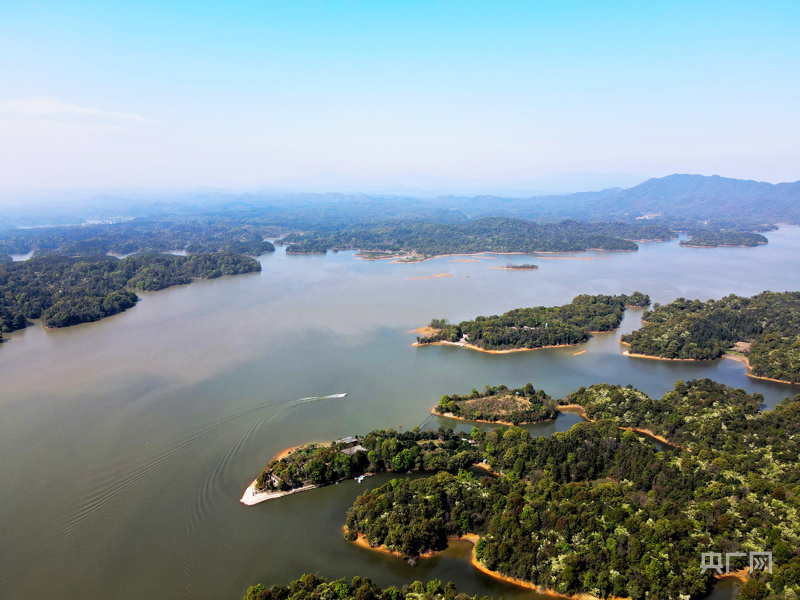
<box><xmin>2</xmin><ymin>227</ymin><xmax>799</xmax><ymax>600</ymax></box>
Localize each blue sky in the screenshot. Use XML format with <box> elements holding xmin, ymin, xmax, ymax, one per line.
<box><xmin>1</xmin><ymin>1</ymin><xmax>798</xmax><ymax>192</ymax></box>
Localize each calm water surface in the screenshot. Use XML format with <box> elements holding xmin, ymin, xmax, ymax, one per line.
<box><xmin>2</xmin><ymin>228</ymin><xmax>800</xmax><ymax>600</ymax></box>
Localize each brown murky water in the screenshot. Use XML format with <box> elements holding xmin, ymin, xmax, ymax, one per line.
<box><xmin>3</xmin><ymin>228</ymin><xmax>799</xmax><ymax>600</ymax></box>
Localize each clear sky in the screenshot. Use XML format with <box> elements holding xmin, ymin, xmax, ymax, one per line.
<box><xmin>1</xmin><ymin>1</ymin><xmax>798</xmax><ymax>192</ymax></box>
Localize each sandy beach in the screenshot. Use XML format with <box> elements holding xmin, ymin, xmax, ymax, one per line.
<box><xmin>240</xmin><ymin>480</ymin><xmax>319</xmax><ymax>506</ymax></box>
<box><xmin>408</xmin><ymin>273</ymin><xmax>453</xmax><ymax>280</ymax></box>
<box><xmin>533</xmin><ymin>256</ymin><xmax>610</xmax><ymax>261</ymax></box>
<box><xmin>273</xmin><ymin>445</ymin><xmax>303</xmax><ymax>461</ymax></box>
<box><xmin>623</xmin><ymin>350</ymin><xmax>702</xmax><ymax>362</ymax></box>
<box><xmin>486</xmin><ymin>266</ymin><xmax>538</xmax><ymax>271</ymax></box>
<box><xmin>622</xmin><ymin>347</ymin><xmax>798</xmax><ymax>384</ymax></box>
<box><xmin>354</xmin><ymin>253</ymin><xmax>409</xmax><ymax>261</ymax></box>
<box><xmin>723</xmin><ymin>353</ymin><xmax>799</xmax><ymax>384</ymax></box>
<box><xmin>556</xmin><ymin>404</ymin><xmax>588</xmax><ymax>418</ymax></box>
<box><xmin>413</xmin><ymin>326</ymin><xmax>442</xmax><ymax>336</ymax></box>
<box><xmin>413</xmin><ymin>339</ymin><xmax>578</xmax><ymax>354</ymax></box>
<box><xmin>431</xmin><ymin>408</ymin><xmax>554</xmax><ymax>427</ymax></box>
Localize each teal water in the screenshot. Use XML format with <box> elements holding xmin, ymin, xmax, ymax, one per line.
<box><xmin>2</xmin><ymin>228</ymin><xmax>799</xmax><ymax>600</ymax></box>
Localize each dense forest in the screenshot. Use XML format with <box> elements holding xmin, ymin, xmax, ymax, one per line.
<box><xmin>0</xmin><ymin>219</ymin><xmax>276</xmax><ymax>257</ymax></box>
<box><xmin>680</xmin><ymin>231</ymin><xmax>769</xmax><ymax>247</ymax></box>
<box><xmin>434</xmin><ymin>383</ymin><xmax>557</xmax><ymax>424</ymax></box>
<box><xmin>278</xmin><ymin>218</ymin><xmax>676</xmax><ymax>256</ymax></box>
<box><xmin>417</xmin><ymin>293</ymin><xmax>649</xmax><ymax>351</ymax></box>
<box><xmin>243</xmin><ymin>573</ymin><xmax>493</xmax><ymax>600</ymax></box>
<box><xmin>343</xmin><ymin>379</ymin><xmax>800</xmax><ymax>600</ymax></box>
<box><xmin>621</xmin><ymin>291</ymin><xmax>800</xmax><ymax>382</ymax></box>
<box><xmin>0</xmin><ymin>252</ymin><xmax>261</xmax><ymax>331</ymax></box>
<box><xmin>254</xmin><ymin>429</ymin><xmax>480</xmax><ymax>493</ymax></box>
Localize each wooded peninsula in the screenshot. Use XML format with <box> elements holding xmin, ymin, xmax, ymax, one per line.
<box><xmin>620</xmin><ymin>291</ymin><xmax>800</xmax><ymax>383</ymax></box>
<box><xmin>245</xmin><ymin>379</ymin><xmax>800</xmax><ymax>600</ymax></box>
<box><xmin>347</xmin><ymin>380</ymin><xmax>799</xmax><ymax>600</ymax></box>
<box><xmin>0</xmin><ymin>252</ymin><xmax>261</xmax><ymax>334</ymax></box>
<box><xmin>416</xmin><ymin>293</ymin><xmax>650</xmax><ymax>352</ymax></box>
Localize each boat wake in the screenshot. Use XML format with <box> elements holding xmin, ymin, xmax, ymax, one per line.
<box><xmin>55</xmin><ymin>392</ymin><xmax>348</xmax><ymax>552</ymax></box>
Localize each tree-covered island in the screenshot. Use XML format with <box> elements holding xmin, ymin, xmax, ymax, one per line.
<box><xmin>278</xmin><ymin>218</ymin><xmax>676</xmax><ymax>257</ymax></box>
<box><xmin>0</xmin><ymin>252</ymin><xmax>261</xmax><ymax>332</ymax></box>
<box><xmin>416</xmin><ymin>293</ymin><xmax>649</xmax><ymax>352</ymax></box>
<box><xmin>680</xmin><ymin>230</ymin><xmax>769</xmax><ymax>248</ymax></box>
<box><xmin>340</xmin><ymin>379</ymin><xmax>800</xmax><ymax>600</ymax></box>
<box><xmin>434</xmin><ymin>383</ymin><xmax>557</xmax><ymax>425</ymax></box>
<box><xmin>620</xmin><ymin>291</ymin><xmax>800</xmax><ymax>383</ymax></box>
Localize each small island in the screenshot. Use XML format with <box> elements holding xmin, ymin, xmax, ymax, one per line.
<box><xmin>679</xmin><ymin>230</ymin><xmax>768</xmax><ymax>248</ymax></box>
<box><xmin>433</xmin><ymin>383</ymin><xmax>557</xmax><ymax>425</ymax></box>
<box><xmin>490</xmin><ymin>263</ymin><xmax>538</xmax><ymax>271</ymax></box>
<box><xmin>620</xmin><ymin>291</ymin><xmax>800</xmax><ymax>383</ymax></box>
<box><xmin>285</xmin><ymin>242</ymin><xmax>329</xmax><ymax>254</ymax></box>
<box><xmin>415</xmin><ymin>293</ymin><xmax>650</xmax><ymax>353</ymax></box>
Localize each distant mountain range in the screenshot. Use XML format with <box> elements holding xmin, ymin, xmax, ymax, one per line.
<box><xmin>2</xmin><ymin>174</ymin><xmax>799</xmax><ymax>229</ymax></box>
<box><xmin>451</xmin><ymin>174</ymin><xmax>800</xmax><ymax>224</ymax></box>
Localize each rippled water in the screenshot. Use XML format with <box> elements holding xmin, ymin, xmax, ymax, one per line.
<box><xmin>2</xmin><ymin>228</ymin><xmax>799</xmax><ymax>600</ymax></box>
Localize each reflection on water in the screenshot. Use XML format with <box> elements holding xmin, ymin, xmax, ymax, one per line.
<box><xmin>2</xmin><ymin>227</ymin><xmax>800</xmax><ymax>599</ymax></box>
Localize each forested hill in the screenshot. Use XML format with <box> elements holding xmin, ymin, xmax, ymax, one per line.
<box><xmin>418</xmin><ymin>293</ymin><xmax>648</xmax><ymax>351</ymax></box>
<box><xmin>620</xmin><ymin>291</ymin><xmax>800</xmax><ymax>382</ymax></box>
<box><xmin>0</xmin><ymin>252</ymin><xmax>260</xmax><ymax>333</ymax></box>
<box><xmin>343</xmin><ymin>380</ymin><xmax>800</xmax><ymax>600</ymax></box>
<box><xmin>242</xmin><ymin>573</ymin><xmax>494</xmax><ymax>600</ymax></box>
<box><xmin>279</xmin><ymin>218</ymin><xmax>675</xmax><ymax>256</ymax></box>
<box><xmin>0</xmin><ymin>220</ymin><xmax>276</xmax><ymax>258</ymax></box>
<box><xmin>446</xmin><ymin>174</ymin><xmax>800</xmax><ymax>224</ymax></box>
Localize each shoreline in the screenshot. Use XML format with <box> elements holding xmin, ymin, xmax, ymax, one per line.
<box><xmin>556</xmin><ymin>405</ymin><xmax>684</xmax><ymax>450</ymax></box>
<box><xmin>486</xmin><ymin>266</ymin><xmax>538</xmax><ymax>271</ymax></box>
<box><xmin>431</xmin><ymin>408</ymin><xmax>554</xmax><ymax>427</ymax></box>
<box><xmin>623</xmin><ymin>350</ymin><xmax>702</xmax><ymax>362</ymax></box>
<box><xmin>348</xmin><ymin>530</ymin><xmax>629</xmax><ymax>600</ymax></box>
<box><xmin>413</xmin><ymin>340</ymin><xmax>580</xmax><ymax>354</ymax></box>
<box><xmin>621</xmin><ymin>347</ymin><xmax>798</xmax><ymax>385</ymax></box>
<box><xmin>408</xmin><ymin>273</ymin><xmax>453</xmax><ymax>280</ymax></box>
<box><xmin>723</xmin><ymin>353</ymin><xmax>799</xmax><ymax>385</ymax></box>
<box><xmin>413</xmin><ymin>326</ymin><xmax>442</xmax><ymax>336</ymax></box>
<box><xmin>377</xmin><ymin>249</ymin><xmax>629</xmax><ymax>264</ymax></box>
<box><xmin>273</xmin><ymin>444</ymin><xmax>304</xmax><ymax>461</ymax></box>
<box><xmin>240</xmin><ymin>442</ymin><xmax>326</xmax><ymax>506</ymax></box>
<box><xmin>240</xmin><ymin>480</ymin><xmax>320</xmax><ymax>506</ymax></box>
<box><xmin>679</xmin><ymin>243</ymin><xmax>767</xmax><ymax>248</ymax></box>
